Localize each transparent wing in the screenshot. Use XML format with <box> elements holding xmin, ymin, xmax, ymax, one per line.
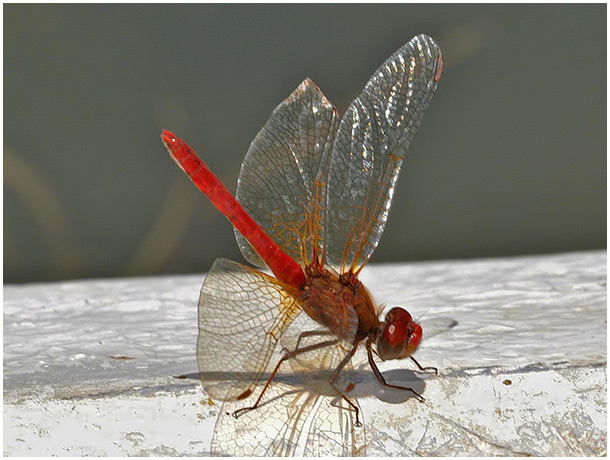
<box><xmin>418</xmin><ymin>316</ymin><xmax>458</xmax><ymax>341</ymax></box>
<box><xmin>303</xmin><ymin>393</ymin><xmax>366</xmax><ymax>456</ymax></box>
<box><xmin>324</xmin><ymin>35</ymin><xmax>442</xmax><ymax>273</ymax></box>
<box><xmin>211</xmin><ymin>380</ymin><xmax>316</xmax><ymax>456</ymax></box>
<box><xmin>211</xmin><ymin>380</ymin><xmax>365</xmax><ymax>456</ymax></box>
<box><xmin>197</xmin><ymin>258</ymin><xmax>301</xmax><ymax>401</ymax></box>
<box><xmin>280</xmin><ymin>302</ymin><xmax>358</xmax><ymax>396</ymax></box>
<box><xmin>210</xmin><ymin>302</ymin><xmax>364</xmax><ymax>456</ymax></box>
<box><xmin>235</xmin><ymin>79</ymin><xmax>339</xmax><ymax>268</ymax></box>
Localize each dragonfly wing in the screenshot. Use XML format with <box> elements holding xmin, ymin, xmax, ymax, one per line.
<box><xmin>303</xmin><ymin>393</ymin><xmax>366</xmax><ymax>456</ymax></box>
<box><xmin>212</xmin><ymin>381</ymin><xmax>316</xmax><ymax>456</ymax></box>
<box><xmin>279</xmin><ymin>312</ymin><xmax>364</xmax><ymax>456</ymax></box>
<box><xmin>280</xmin><ymin>297</ymin><xmax>359</xmax><ymax>395</ymax></box>
<box><xmin>212</xmin><ymin>379</ymin><xmax>364</xmax><ymax>456</ymax></box>
<box><xmin>235</xmin><ymin>79</ymin><xmax>339</xmax><ymax>268</ymax></box>
<box><xmin>198</xmin><ymin>258</ymin><xmax>301</xmax><ymax>401</ymax></box>
<box><xmin>324</xmin><ymin>35</ymin><xmax>442</xmax><ymax>273</ymax></box>
<box><xmin>418</xmin><ymin>316</ymin><xmax>458</xmax><ymax>340</ymax></box>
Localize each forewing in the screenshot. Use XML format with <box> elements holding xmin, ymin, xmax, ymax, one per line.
<box><xmin>197</xmin><ymin>258</ymin><xmax>301</xmax><ymax>401</ymax></box>
<box><xmin>324</xmin><ymin>35</ymin><xmax>442</xmax><ymax>273</ymax></box>
<box><xmin>235</xmin><ymin>79</ymin><xmax>339</xmax><ymax>268</ymax></box>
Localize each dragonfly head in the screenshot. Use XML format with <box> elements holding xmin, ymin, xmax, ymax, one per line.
<box><xmin>376</xmin><ymin>307</ymin><xmax>422</xmax><ymax>360</ymax></box>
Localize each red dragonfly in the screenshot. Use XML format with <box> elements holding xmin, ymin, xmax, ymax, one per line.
<box><xmin>162</xmin><ymin>34</ymin><xmax>442</xmax><ymax>453</ymax></box>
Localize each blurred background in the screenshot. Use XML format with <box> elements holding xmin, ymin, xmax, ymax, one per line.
<box><xmin>4</xmin><ymin>4</ymin><xmax>606</xmax><ymax>284</ymax></box>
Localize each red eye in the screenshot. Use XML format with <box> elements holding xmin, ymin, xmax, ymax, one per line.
<box><xmin>404</xmin><ymin>323</ymin><xmax>423</xmax><ymax>357</ymax></box>
<box><xmin>376</xmin><ymin>307</ymin><xmax>422</xmax><ymax>361</ymax></box>
<box><xmin>386</xmin><ymin>307</ymin><xmax>413</xmax><ymax>325</ymax></box>
<box><xmin>384</xmin><ymin>320</ymin><xmax>408</xmax><ymax>347</ymax></box>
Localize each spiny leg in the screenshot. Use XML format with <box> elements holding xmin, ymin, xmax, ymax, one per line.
<box><xmin>233</xmin><ymin>335</ymin><xmax>339</xmax><ymax>419</ymax></box>
<box><xmin>328</xmin><ymin>343</ymin><xmax>362</xmax><ymax>427</ymax></box>
<box><xmin>410</xmin><ymin>355</ymin><xmax>438</xmax><ymax>375</ymax></box>
<box><xmin>366</xmin><ymin>339</ymin><xmax>425</xmax><ymax>402</ymax></box>
<box><xmin>294</xmin><ymin>329</ymin><xmax>335</xmax><ymax>351</ymax></box>
<box><xmin>369</xmin><ymin>345</ymin><xmax>437</xmax><ymax>375</ymax></box>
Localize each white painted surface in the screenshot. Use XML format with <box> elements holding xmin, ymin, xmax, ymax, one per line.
<box><xmin>4</xmin><ymin>251</ymin><xmax>606</xmax><ymax>456</ymax></box>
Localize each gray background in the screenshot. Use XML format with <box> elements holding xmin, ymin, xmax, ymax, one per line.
<box><xmin>4</xmin><ymin>4</ymin><xmax>606</xmax><ymax>284</ymax></box>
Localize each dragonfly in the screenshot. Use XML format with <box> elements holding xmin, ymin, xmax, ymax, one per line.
<box><xmin>207</xmin><ymin>314</ymin><xmax>456</xmax><ymax>456</ymax></box>
<box><xmin>162</xmin><ymin>34</ymin><xmax>442</xmax><ymax>453</ymax></box>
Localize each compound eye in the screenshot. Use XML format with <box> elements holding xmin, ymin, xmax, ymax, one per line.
<box><xmin>384</xmin><ymin>321</ymin><xmax>408</xmax><ymax>347</ymax></box>
<box><xmin>404</xmin><ymin>323</ymin><xmax>423</xmax><ymax>358</ymax></box>
<box><xmin>377</xmin><ymin>318</ymin><xmax>408</xmax><ymax>360</ymax></box>
<box><xmin>376</xmin><ymin>307</ymin><xmax>422</xmax><ymax>360</ymax></box>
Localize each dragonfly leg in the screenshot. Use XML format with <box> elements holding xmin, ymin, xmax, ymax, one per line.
<box><xmin>371</xmin><ymin>343</ymin><xmax>437</xmax><ymax>375</ymax></box>
<box><xmin>328</xmin><ymin>343</ymin><xmax>362</xmax><ymax>427</ymax></box>
<box><xmin>366</xmin><ymin>339</ymin><xmax>425</xmax><ymax>402</ymax></box>
<box><xmin>410</xmin><ymin>356</ymin><xmax>438</xmax><ymax>375</ymax></box>
<box><xmin>293</xmin><ymin>329</ymin><xmax>335</xmax><ymax>351</ymax></box>
<box><xmin>233</xmin><ymin>336</ymin><xmax>339</xmax><ymax>419</ymax></box>
<box><xmin>233</xmin><ymin>351</ymin><xmax>287</xmax><ymax>419</ymax></box>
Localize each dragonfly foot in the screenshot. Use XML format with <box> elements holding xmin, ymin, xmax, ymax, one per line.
<box><xmin>410</xmin><ymin>356</ymin><xmax>438</xmax><ymax>375</ymax></box>
<box><xmin>412</xmin><ymin>389</ymin><xmax>425</xmax><ymax>402</ymax></box>
<box><xmin>412</xmin><ymin>366</ymin><xmax>438</xmax><ymax>376</ymax></box>
<box><xmin>232</xmin><ymin>406</ymin><xmax>254</xmax><ymax>419</ymax></box>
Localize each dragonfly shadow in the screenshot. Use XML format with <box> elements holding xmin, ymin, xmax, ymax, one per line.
<box><xmin>175</xmin><ymin>365</ymin><xmax>431</xmax><ymax>406</ymax></box>
<box><xmin>175</xmin><ymin>315</ymin><xmax>457</xmax><ymax>404</ymax></box>
<box><xmin>172</xmin><ymin>372</ymin><xmax>201</xmax><ymax>381</ymax></box>
<box><xmin>350</xmin><ymin>367</ymin><xmax>429</xmax><ymax>404</ymax></box>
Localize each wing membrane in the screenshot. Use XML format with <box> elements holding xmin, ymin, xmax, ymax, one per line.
<box><xmin>304</xmin><ymin>393</ymin><xmax>365</xmax><ymax>456</ymax></box>
<box><xmin>211</xmin><ymin>310</ymin><xmax>364</xmax><ymax>456</ymax></box>
<box><xmin>280</xmin><ymin>301</ymin><xmax>358</xmax><ymax>396</ymax></box>
<box><xmin>197</xmin><ymin>258</ymin><xmax>301</xmax><ymax>400</ymax></box>
<box><xmin>212</xmin><ymin>379</ymin><xmax>365</xmax><ymax>456</ymax></box>
<box><xmin>324</xmin><ymin>35</ymin><xmax>442</xmax><ymax>273</ymax></box>
<box><xmin>235</xmin><ymin>79</ymin><xmax>339</xmax><ymax>268</ymax></box>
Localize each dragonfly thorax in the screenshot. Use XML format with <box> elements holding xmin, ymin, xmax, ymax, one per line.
<box><xmin>299</xmin><ymin>264</ymin><xmax>380</xmax><ymax>343</ymax></box>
